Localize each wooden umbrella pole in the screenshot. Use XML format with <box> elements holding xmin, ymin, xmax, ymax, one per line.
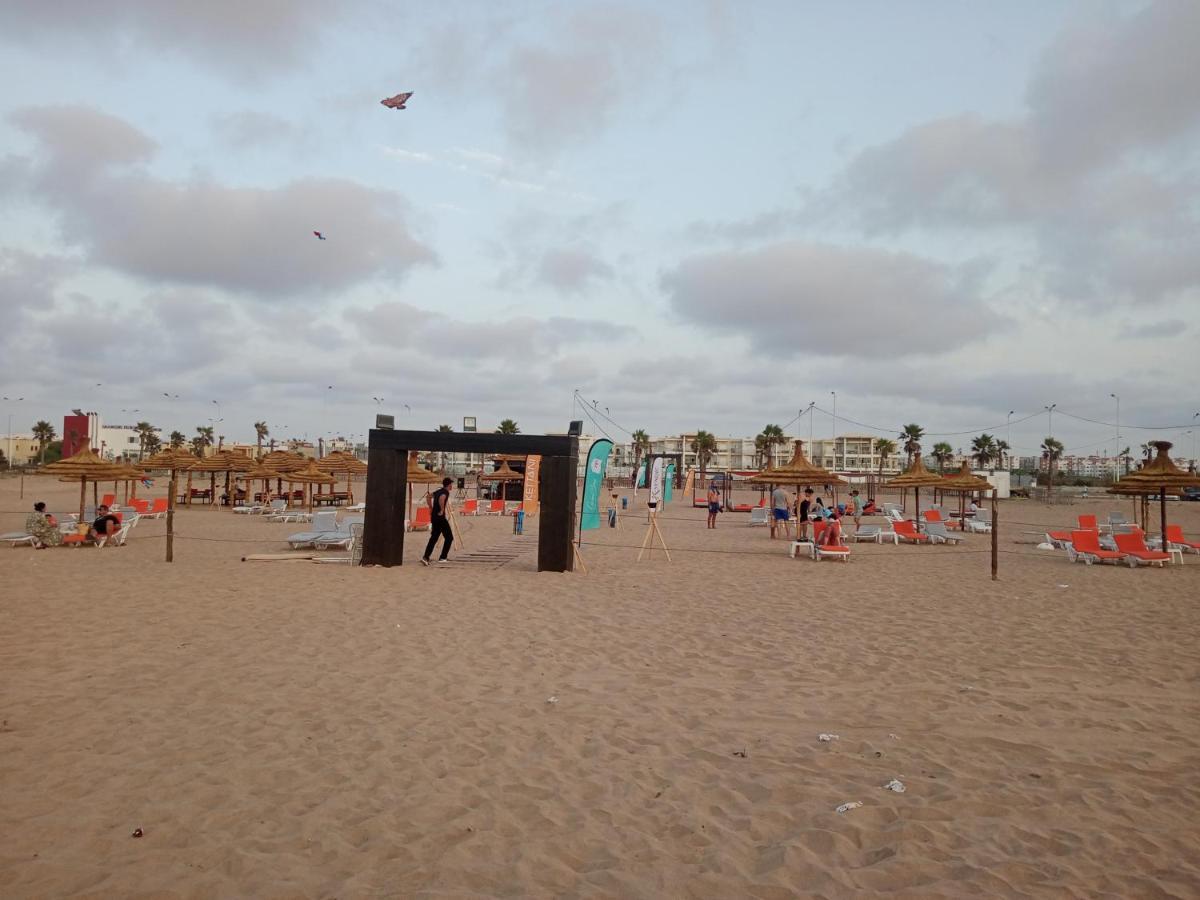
<box><xmin>166</xmin><ymin>473</ymin><xmax>176</xmax><ymax>563</ymax></box>
<box><xmin>79</xmin><ymin>479</ymin><xmax>86</xmax><ymax>520</ymax></box>
<box><xmin>1160</xmin><ymin>486</ymin><xmax>1167</xmax><ymax>551</ymax></box>
<box><xmin>990</xmin><ymin>489</ymin><xmax>998</xmax><ymax>581</ymax></box>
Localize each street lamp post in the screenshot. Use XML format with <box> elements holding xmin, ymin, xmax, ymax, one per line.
<box><xmin>1006</xmin><ymin>410</ymin><xmax>1014</xmax><ymax>469</ymax></box>
<box><xmin>830</xmin><ymin>391</ymin><xmax>838</xmax><ymax>471</ymax></box>
<box><xmin>3</xmin><ymin>396</ymin><xmax>24</xmax><ymax>466</ymax></box>
<box><xmin>1110</xmin><ymin>393</ymin><xmax>1120</xmax><ymax>476</ymax></box>
<box><xmin>1044</xmin><ymin>403</ymin><xmax>1056</xmax><ymax>436</ymax></box>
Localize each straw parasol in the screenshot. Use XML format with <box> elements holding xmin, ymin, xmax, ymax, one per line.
<box><xmin>36</xmin><ymin>447</ymin><xmax>123</xmax><ymax>518</ymax></box>
<box><xmin>1108</xmin><ymin>441</ymin><xmax>1200</xmax><ymax>545</ymax></box>
<box><xmin>144</xmin><ymin>448</ymin><xmax>202</xmax><ymax>505</ymax></box>
<box><xmin>281</xmin><ymin>458</ymin><xmax>337</xmax><ymax>511</ymax></box>
<box><xmin>480</xmin><ymin>458</ymin><xmax>524</xmax><ymax>503</ymax></box>
<box><xmin>187</xmin><ymin>450</ymin><xmax>255</xmax><ymax>508</ymax></box>
<box><xmin>260</xmin><ymin>450</ymin><xmax>308</xmax><ymax>503</ymax></box>
<box><xmin>317</xmin><ymin>451</ymin><xmax>368</xmax><ymax>504</ymax></box>
<box><xmin>939</xmin><ymin>461</ymin><xmax>994</xmax><ymax>530</ymax></box>
<box><xmin>747</xmin><ymin>440</ymin><xmax>845</xmax><ymax>488</ymax></box>
<box><xmin>886</xmin><ymin>450</ymin><xmax>945</xmax><ymax>520</ymax></box>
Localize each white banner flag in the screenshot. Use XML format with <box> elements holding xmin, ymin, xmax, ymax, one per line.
<box><xmin>649</xmin><ymin>457</ymin><xmax>664</xmax><ymax>507</ymax></box>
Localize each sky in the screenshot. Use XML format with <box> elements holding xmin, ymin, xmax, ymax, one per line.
<box><xmin>0</xmin><ymin>0</ymin><xmax>1197</xmax><ymax>461</ymax></box>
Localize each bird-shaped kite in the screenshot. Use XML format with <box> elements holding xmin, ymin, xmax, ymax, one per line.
<box><xmin>313</xmin><ymin>231</ymin><xmax>326</xmax><ymax>240</ymax></box>
<box><xmin>381</xmin><ymin>92</ymin><xmax>413</xmax><ymax>110</ymax></box>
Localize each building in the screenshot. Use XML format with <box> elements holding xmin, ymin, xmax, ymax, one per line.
<box><xmin>2</xmin><ymin>434</ymin><xmax>41</xmax><ymax>466</ymax></box>
<box><xmin>61</xmin><ymin>412</ymin><xmax>161</xmax><ymax>461</ymax></box>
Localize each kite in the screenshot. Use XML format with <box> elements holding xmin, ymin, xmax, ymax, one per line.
<box><xmin>313</xmin><ymin>231</ymin><xmax>326</xmax><ymax>240</ymax></box>
<box><xmin>381</xmin><ymin>92</ymin><xmax>413</xmax><ymax>110</ymax></box>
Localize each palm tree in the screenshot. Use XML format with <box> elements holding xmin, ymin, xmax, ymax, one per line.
<box><xmin>1041</xmin><ymin>436</ymin><xmax>1064</xmax><ymax>503</ymax></box>
<box><xmin>1140</xmin><ymin>442</ymin><xmax>1153</xmax><ymax>463</ymax></box>
<box><xmin>496</xmin><ymin>419</ymin><xmax>520</xmax><ymax>434</ymax></box>
<box><xmin>144</xmin><ymin>433</ymin><xmax>162</xmax><ymax>455</ymax></box>
<box><xmin>691</xmin><ymin>430</ymin><xmax>717</xmax><ymax>483</ymax></box>
<box><xmin>189</xmin><ymin>436</ymin><xmax>206</xmax><ymax>456</ymax></box>
<box><xmin>134</xmin><ymin>421</ymin><xmax>156</xmax><ymax>460</ymax></box>
<box><xmin>970</xmin><ymin>433</ymin><xmax>997</xmax><ymax>469</ymax></box>
<box><xmin>1119</xmin><ymin>446</ymin><xmax>1131</xmax><ymax>477</ymax></box>
<box><xmin>630</xmin><ymin>429</ymin><xmax>650</xmax><ymax>469</ymax></box>
<box><xmin>195</xmin><ymin>426</ymin><xmax>215</xmax><ymax>455</ymax></box>
<box><xmin>31</xmin><ymin>420</ymin><xmax>56</xmax><ymax>464</ymax></box>
<box><xmin>753</xmin><ymin>433</ymin><xmax>769</xmax><ymax>468</ymax></box>
<box><xmin>759</xmin><ymin>423</ymin><xmax>786</xmax><ymax>467</ymax></box>
<box><xmin>874</xmin><ymin>438</ymin><xmax>897</xmax><ymax>480</ymax></box>
<box><xmin>169</xmin><ymin>430</ymin><xmax>186</xmax><ymax>449</ymax></box>
<box><xmin>931</xmin><ymin>441</ymin><xmax>954</xmax><ymax>473</ymax></box>
<box><xmin>996</xmin><ymin>439</ymin><xmax>1011</xmax><ymax>470</ymax></box>
<box><xmin>254</xmin><ymin>421</ymin><xmax>269</xmax><ymax>459</ymax></box>
<box><xmin>900</xmin><ymin>424</ymin><xmax>925</xmax><ymax>464</ymax></box>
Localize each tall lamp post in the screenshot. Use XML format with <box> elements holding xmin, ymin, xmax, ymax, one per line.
<box><xmin>3</xmin><ymin>396</ymin><xmax>24</xmax><ymax>465</ymax></box>
<box><xmin>1110</xmin><ymin>393</ymin><xmax>1120</xmax><ymax>476</ymax></box>
<box><xmin>1006</xmin><ymin>410</ymin><xmax>1014</xmax><ymax>468</ymax></box>
<box><xmin>830</xmin><ymin>391</ymin><xmax>838</xmax><ymax>471</ymax></box>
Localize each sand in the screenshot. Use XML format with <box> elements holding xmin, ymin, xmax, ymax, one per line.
<box><xmin>2</xmin><ymin>476</ymin><xmax>1199</xmax><ymax>898</ymax></box>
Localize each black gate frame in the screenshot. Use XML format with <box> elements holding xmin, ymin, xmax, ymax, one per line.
<box><xmin>362</xmin><ymin>429</ymin><xmax>579</xmax><ymax>572</ymax></box>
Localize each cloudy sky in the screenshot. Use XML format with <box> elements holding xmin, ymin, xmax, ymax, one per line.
<box><xmin>0</xmin><ymin>0</ymin><xmax>1196</xmax><ymax>460</ymax></box>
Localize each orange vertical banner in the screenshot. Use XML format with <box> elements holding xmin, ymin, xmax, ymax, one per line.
<box><xmin>523</xmin><ymin>455</ymin><xmax>541</xmax><ymax>515</ymax></box>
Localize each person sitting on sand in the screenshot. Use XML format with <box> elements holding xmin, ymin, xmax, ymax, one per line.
<box><xmin>26</xmin><ymin>502</ymin><xmax>63</xmax><ymax>549</ymax></box>
<box><xmin>90</xmin><ymin>505</ymin><xmax>121</xmax><ymax>545</ymax></box>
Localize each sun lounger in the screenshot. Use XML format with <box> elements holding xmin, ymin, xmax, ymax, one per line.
<box><xmin>1078</xmin><ymin>514</ymin><xmax>1098</xmax><ymax>530</ymax></box>
<box><xmin>1</xmin><ymin>532</ymin><xmax>37</xmax><ymax>547</ymax></box>
<box><xmin>460</xmin><ymin>499</ymin><xmax>478</xmax><ymax>516</ymax></box>
<box><xmin>1164</xmin><ymin>525</ymin><xmax>1200</xmax><ymax>554</ymax></box>
<box><xmin>101</xmin><ymin>493</ymin><xmax>116</xmax><ymax>508</ymax></box>
<box><xmin>313</xmin><ymin>516</ymin><xmax>365</xmax><ymax>549</ymax></box>
<box><xmin>141</xmin><ymin>498</ymin><xmax>169</xmax><ymax>519</ymax></box>
<box><xmin>924</xmin><ymin>521</ymin><xmax>966</xmax><ymax>544</ymax></box>
<box><xmin>965</xmin><ymin>509</ymin><xmax>992</xmax><ymax>533</ymax></box>
<box><xmin>893</xmin><ymin>520</ymin><xmax>930</xmax><ymax>544</ymax></box>
<box><xmin>812</xmin><ymin>542</ymin><xmax>851</xmax><ymax>561</ymax></box>
<box><xmin>1045</xmin><ymin>530</ymin><xmax>1076</xmax><ymax>550</ymax></box>
<box><xmin>748</xmin><ymin>507</ymin><xmax>769</xmax><ymax>526</ymax></box>
<box><xmin>483</xmin><ymin>499</ymin><xmax>505</xmax><ymax>515</ymax></box>
<box><xmin>409</xmin><ymin>507</ymin><xmax>431</xmax><ymax>531</ymax></box>
<box><xmin>1113</xmin><ymin>532</ymin><xmax>1170</xmax><ymax>568</ymax></box>
<box><xmin>850</xmin><ymin>525</ymin><xmax>897</xmax><ymax>544</ymax></box>
<box><xmin>287</xmin><ymin>511</ymin><xmax>340</xmax><ymax>549</ymax></box>
<box><xmin>1068</xmin><ymin>530</ymin><xmax>1125</xmax><ymax>565</ymax></box>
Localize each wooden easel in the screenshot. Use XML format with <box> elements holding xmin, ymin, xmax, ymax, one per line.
<box><xmin>573</xmin><ymin>541</ymin><xmax>588</xmax><ymax>574</ymax></box>
<box><xmin>637</xmin><ymin>507</ymin><xmax>671</xmax><ymax>562</ymax></box>
<box><xmin>448</xmin><ymin>505</ymin><xmax>467</xmax><ymax>551</ymax></box>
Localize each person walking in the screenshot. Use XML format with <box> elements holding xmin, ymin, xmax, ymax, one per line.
<box><xmin>706</xmin><ymin>484</ymin><xmax>721</xmax><ymax>529</ymax></box>
<box><xmin>421</xmin><ymin>477</ymin><xmax>455</xmax><ymax>566</ymax></box>
<box><xmin>849</xmin><ymin>489</ymin><xmax>865</xmax><ymax>533</ymax></box>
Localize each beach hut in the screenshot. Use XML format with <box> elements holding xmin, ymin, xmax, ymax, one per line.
<box><xmin>886</xmin><ymin>450</ymin><xmax>945</xmax><ymax>521</ymax></box>
<box><xmin>939</xmin><ymin>462</ymin><xmax>994</xmax><ymax>530</ymax></box>
<box><xmin>35</xmin><ymin>447</ymin><xmax>123</xmax><ymax>518</ymax></box>
<box><xmin>1108</xmin><ymin>441</ymin><xmax>1200</xmax><ymax>546</ymax></box>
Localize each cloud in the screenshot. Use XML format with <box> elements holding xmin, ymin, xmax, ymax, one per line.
<box><xmin>1126</xmin><ymin>318</ymin><xmax>1187</xmax><ymax>339</ymax></box>
<box><xmin>9</xmin><ymin>105</ymin><xmax>436</xmax><ymax>299</ymax></box>
<box><xmin>661</xmin><ymin>241</ymin><xmax>1008</xmax><ymax>355</ymax></box>
<box><xmin>537</xmin><ymin>248</ymin><xmax>614</xmax><ymax>293</ymax></box>
<box><xmin>797</xmin><ymin>1</ymin><xmax>1200</xmax><ymax>308</ymax></box>
<box><xmin>0</xmin><ymin>0</ymin><xmax>349</xmax><ymax>80</ymax></box>
<box><xmin>212</xmin><ymin>111</ymin><xmax>309</xmax><ymax>151</ymax></box>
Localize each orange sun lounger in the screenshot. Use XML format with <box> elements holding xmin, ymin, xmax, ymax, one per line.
<box><xmin>1068</xmin><ymin>530</ymin><xmax>1125</xmax><ymax>565</ymax></box>
<box><xmin>893</xmin><ymin>520</ymin><xmax>929</xmax><ymax>543</ymax></box>
<box><xmin>1113</xmin><ymin>532</ymin><xmax>1170</xmax><ymax>567</ymax></box>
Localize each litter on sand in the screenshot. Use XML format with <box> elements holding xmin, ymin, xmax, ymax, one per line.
<box><xmin>883</xmin><ymin>779</ymin><xmax>906</xmax><ymax>793</ymax></box>
<box><xmin>888</xmin><ymin>733</ymin><xmax>900</xmax><ymax>741</ymax></box>
<box><xmin>1057</xmin><ymin>584</ymin><xmax>1070</xmax><ymax>588</ymax></box>
<box><xmin>545</xmin><ymin>696</ymin><xmax>559</xmax><ymax>704</ymax></box>
<box><xmin>836</xmin><ymin>801</ymin><xmax>863</xmax><ymax>813</ymax></box>
<box><xmin>818</xmin><ymin>733</ymin><xmax>839</xmax><ymax>742</ymax></box>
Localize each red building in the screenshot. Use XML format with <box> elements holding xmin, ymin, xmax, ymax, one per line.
<box><xmin>62</xmin><ymin>414</ymin><xmax>90</xmax><ymax>457</ymax></box>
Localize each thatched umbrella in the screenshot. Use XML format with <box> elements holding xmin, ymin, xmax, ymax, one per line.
<box><xmin>1109</xmin><ymin>441</ymin><xmax>1200</xmax><ymax>546</ymax></box>
<box><xmin>188</xmin><ymin>450</ymin><xmax>255</xmax><ymax>508</ymax></box>
<box><xmin>108</xmin><ymin>462</ymin><xmax>149</xmax><ymax>503</ymax></box>
<box><xmin>480</xmin><ymin>458</ymin><xmax>524</xmax><ymax>503</ymax></box>
<box><xmin>939</xmin><ymin>461</ymin><xmax>994</xmax><ymax>530</ymax></box>
<box><xmin>260</xmin><ymin>451</ymin><xmax>308</xmax><ymax>504</ymax></box>
<box><xmin>240</xmin><ymin>462</ymin><xmax>279</xmax><ymax>505</ymax></box>
<box><xmin>144</xmin><ymin>448</ymin><xmax>201</xmax><ymax>505</ymax></box>
<box><xmin>748</xmin><ymin>440</ymin><xmax>847</xmax><ymax>535</ymax></box>
<box><xmin>282</xmin><ymin>459</ymin><xmax>336</xmax><ymax>512</ymax></box>
<box><xmin>887</xmin><ymin>450</ymin><xmax>945</xmax><ymax>521</ymax></box>
<box><xmin>36</xmin><ymin>447</ymin><xmax>123</xmax><ymax>518</ymax></box>
<box><xmin>317</xmin><ymin>451</ymin><xmax>368</xmax><ymax>504</ymax></box>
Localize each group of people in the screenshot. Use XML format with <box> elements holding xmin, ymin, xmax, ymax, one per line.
<box><xmin>24</xmin><ymin>502</ymin><xmax>124</xmax><ymax>549</ymax></box>
<box><xmin>773</xmin><ymin>487</ymin><xmax>870</xmax><ymax>547</ymax></box>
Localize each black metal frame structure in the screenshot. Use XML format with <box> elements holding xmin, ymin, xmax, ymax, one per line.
<box><xmin>362</xmin><ymin>428</ymin><xmax>579</xmax><ymax>571</ymax></box>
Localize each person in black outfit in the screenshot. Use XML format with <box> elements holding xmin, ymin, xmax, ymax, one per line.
<box><xmin>91</xmin><ymin>505</ymin><xmax>121</xmax><ymax>544</ymax></box>
<box><xmin>421</xmin><ymin>478</ymin><xmax>454</xmax><ymax>566</ymax></box>
<box><xmin>797</xmin><ymin>488</ymin><xmax>814</xmax><ymax>541</ymax></box>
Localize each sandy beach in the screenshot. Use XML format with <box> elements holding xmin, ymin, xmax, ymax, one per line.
<box><xmin>2</xmin><ymin>477</ymin><xmax>1199</xmax><ymax>898</ymax></box>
